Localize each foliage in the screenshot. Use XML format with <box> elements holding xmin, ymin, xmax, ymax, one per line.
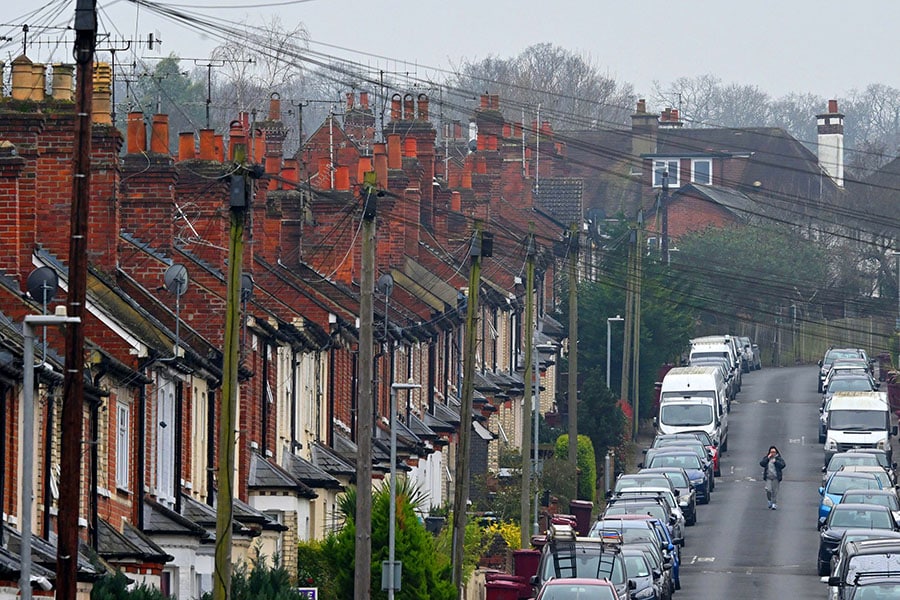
<box><xmin>554</xmin><ymin>434</ymin><xmax>598</xmax><ymax>502</ymax></box>
<box><xmin>228</xmin><ymin>553</ymin><xmax>305</xmax><ymax>600</ymax></box>
<box><xmin>537</xmin><ymin>457</ymin><xmax>576</xmax><ymax>512</ymax></box>
<box><xmin>673</xmin><ymin>223</ymin><xmax>829</xmax><ymax>330</ymax></box>
<box><xmin>320</xmin><ymin>480</ymin><xmax>454</xmax><ymax>600</ymax></box>
<box><xmin>297</xmin><ymin>539</ymin><xmax>338</xmax><ymax>598</ymax></box>
<box><xmin>577</xmin><ymin>367</ymin><xmax>627</xmax><ymax>480</ymax></box>
<box><xmin>91</xmin><ymin>571</ymin><xmax>172</xmax><ymax>600</ymax></box>
<box><xmin>481</xmin><ymin>520</ymin><xmax>522</xmax><ymax>552</ymax></box>
<box><xmin>434</xmin><ymin>515</ymin><xmax>482</xmax><ymax>583</ymax></box>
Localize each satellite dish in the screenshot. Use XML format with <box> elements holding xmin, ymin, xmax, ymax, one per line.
<box><xmin>241</xmin><ymin>273</ymin><xmax>254</xmax><ymax>302</ymax></box>
<box><xmin>377</xmin><ymin>274</ymin><xmax>394</xmax><ymax>297</ymax></box>
<box><xmin>26</xmin><ymin>267</ymin><xmax>59</xmax><ymax>306</ymax></box>
<box><xmin>164</xmin><ymin>264</ymin><xmax>189</xmax><ymax>297</ymax></box>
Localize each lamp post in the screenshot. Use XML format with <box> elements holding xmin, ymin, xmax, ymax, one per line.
<box><xmin>892</xmin><ymin>251</ymin><xmax>900</xmax><ymax>332</ymax></box>
<box><xmin>607</xmin><ymin>316</ymin><xmax>624</xmax><ymax>392</ymax></box>
<box><xmin>21</xmin><ymin>315</ymin><xmax>80</xmax><ymax>600</ymax></box>
<box><xmin>385</xmin><ymin>381</ymin><xmax>421</xmax><ymax>600</ymax></box>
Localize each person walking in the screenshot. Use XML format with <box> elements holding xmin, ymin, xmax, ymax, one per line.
<box><xmin>759</xmin><ymin>445</ymin><xmax>786</xmax><ymax>509</ymax></box>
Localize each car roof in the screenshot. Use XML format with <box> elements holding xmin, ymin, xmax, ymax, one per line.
<box><xmin>540</xmin><ymin>578</ymin><xmax>616</xmax><ymax>587</ymax></box>
<box><xmin>830</xmin><ymin>471</ymin><xmax>882</xmax><ymax>481</ymax></box>
<box><xmin>842</xmin><ymin>489</ymin><xmax>897</xmax><ymax>497</ymax></box>
<box><xmin>840</xmin><ymin>529</ymin><xmax>900</xmax><ymax>540</ymax></box>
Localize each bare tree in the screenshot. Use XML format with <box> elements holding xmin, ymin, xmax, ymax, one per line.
<box><xmin>447</xmin><ymin>43</ymin><xmax>634</xmax><ymax>129</ymax></box>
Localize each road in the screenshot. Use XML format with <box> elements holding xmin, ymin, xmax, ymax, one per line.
<box><xmin>675</xmin><ymin>365</ymin><xmax>829</xmax><ymax>598</ymax></box>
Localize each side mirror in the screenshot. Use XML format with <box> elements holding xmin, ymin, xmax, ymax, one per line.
<box><xmin>818</xmin><ymin>486</ymin><xmax>825</xmax><ymax>495</ymax></box>
<box><xmin>627</xmin><ymin>579</ymin><xmax>637</xmax><ymax>591</ymax></box>
<box><xmin>892</xmin><ymin>425</ymin><xmax>898</xmax><ymax>437</ymax></box>
<box><xmin>637</xmin><ymin>462</ymin><xmax>644</xmax><ymax>469</ymax></box>
<box><xmin>605</xmin><ymin>490</ymin><xmax>612</xmax><ymax>500</ymax></box>
<box><xmin>530</xmin><ymin>575</ymin><xmax>539</xmax><ymax>586</ymax></box>
<box><xmin>821</xmin><ymin>465</ymin><xmax>827</xmax><ymax>473</ymax></box>
<box><xmin>652</xmin><ymin>568</ymin><xmax>662</xmax><ymax>578</ymax></box>
<box><xmin>827</xmin><ymin>576</ymin><xmax>841</xmax><ymax>586</ymax></box>
<box><xmin>653</xmin><ymin>417</ymin><xmax>658</xmax><ymax>428</ymax></box>
<box><xmin>892</xmin><ymin>462</ymin><xmax>897</xmax><ymax>470</ymax></box>
<box><xmin>642</xmin><ymin>448</ymin><xmax>649</xmax><ymax>455</ymax></box>
<box><xmin>818</xmin><ymin>360</ymin><xmax>823</xmax><ymax>367</ymax></box>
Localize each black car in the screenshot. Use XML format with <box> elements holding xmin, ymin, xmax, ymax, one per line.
<box><xmin>827</xmin><ymin>538</ymin><xmax>900</xmax><ymax>599</ymax></box>
<box><xmin>817</xmin><ymin>503</ymin><xmax>898</xmax><ymax>576</ymax></box>
<box><xmin>827</xmin><ymin>529</ymin><xmax>900</xmax><ymax>579</ymax></box>
<box><xmin>533</xmin><ymin>522</ymin><xmax>631</xmax><ymax>600</ymax></box>
<box><xmin>644</xmin><ymin>451</ymin><xmax>711</xmax><ymax>504</ymax></box>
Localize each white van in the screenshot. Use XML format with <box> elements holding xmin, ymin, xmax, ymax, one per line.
<box><xmin>824</xmin><ymin>391</ymin><xmax>897</xmax><ymax>464</ymax></box>
<box><xmin>656</xmin><ymin>366</ymin><xmax>728</xmax><ymax>452</ymax></box>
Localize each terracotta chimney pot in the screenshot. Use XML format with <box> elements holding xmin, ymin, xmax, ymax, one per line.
<box><xmin>51</xmin><ymin>63</ymin><xmax>74</xmax><ymax>101</ymax></box>
<box><xmin>404</xmin><ymin>137</ymin><xmax>418</xmax><ymax>158</ymax></box>
<box><xmin>391</xmin><ymin>94</ymin><xmax>402</xmax><ymax>121</ymax></box>
<box><xmin>268</xmin><ymin>92</ymin><xmax>281</xmax><ymax>120</ymax></box>
<box><xmin>198</xmin><ymin>128</ymin><xmax>216</xmax><ymax>159</ymax></box>
<box><xmin>387</xmin><ymin>134</ymin><xmax>402</xmax><ymax>169</ymax></box>
<box><xmin>417</xmin><ymin>93</ymin><xmax>429</xmax><ymax>121</ymax></box>
<box><xmin>335</xmin><ymin>165</ymin><xmax>350</xmax><ymax>191</ymax></box>
<box><xmin>150</xmin><ymin>114</ymin><xmax>169</xmax><ymax>154</ymax></box>
<box><xmin>127</xmin><ymin>112</ymin><xmax>146</xmax><ymax>154</ymax></box>
<box><xmin>178</xmin><ymin>132</ymin><xmax>196</xmax><ymax>160</ymax></box>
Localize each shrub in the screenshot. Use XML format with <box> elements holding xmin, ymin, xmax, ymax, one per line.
<box><xmin>91</xmin><ymin>571</ymin><xmax>172</xmax><ymax>600</ymax></box>
<box><xmin>554</xmin><ymin>434</ymin><xmax>598</xmax><ymax>502</ymax></box>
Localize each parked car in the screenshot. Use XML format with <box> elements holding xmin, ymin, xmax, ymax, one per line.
<box><xmin>820</xmin><ymin>348</ymin><xmax>871</xmax><ymax>393</ymax></box>
<box><xmin>821</xmin><ymin>376</ymin><xmax>881</xmax><ymax>443</ymax></box>
<box><xmin>644</xmin><ymin>451</ymin><xmax>711</xmax><ymax>504</ymax></box>
<box><xmin>824</xmin><ymin>452</ymin><xmax>893</xmax><ymax>485</ymax></box>
<box><xmin>825</xmin><ymin>538</ymin><xmax>900</xmax><ymax>599</ymax></box>
<box><xmin>604</xmin><ymin>492</ymin><xmax>685</xmax><ymax>548</ymax></box>
<box><xmin>651</xmin><ymin>433</ymin><xmax>720</xmax><ymax>477</ymax></box>
<box><xmin>591</xmin><ymin>515</ymin><xmax>680</xmax><ymax>592</ymax></box>
<box><xmin>838</xmin><ymin>466</ymin><xmax>894</xmax><ymax>491</ymax></box>
<box><xmin>819</xmin><ymin>471</ymin><xmax>883</xmax><ymax>527</ymax></box>
<box><xmin>621</xmin><ymin>548</ymin><xmax>661</xmax><ymax>600</ymax></box>
<box><xmin>626</xmin><ymin>543</ymin><xmax>672</xmax><ymax>600</ymax></box>
<box><xmin>533</xmin><ymin>522</ymin><xmax>630</xmax><ymax>600</ymax></box>
<box><xmin>826</xmin><ymin>528</ymin><xmax>900</xmax><ymax>581</ymax></box>
<box><xmin>535</xmin><ymin>577</ymin><xmax>622</xmax><ymax>600</ymax></box>
<box><xmin>640</xmin><ymin>466</ymin><xmax>698</xmax><ymax>526</ymax></box>
<box><xmin>644</xmin><ymin>446</ymin><xmax>715</xmax><ymax>491</ymax></box>
<box><xmin>817</xmin><ymin>503</ymin><xmax>899</xmax><ymax>575</ymax></box>
<box><xmin>840</xmin><ymin>490</ymin><xmax>900</xmax><ymax>525</ymax></box>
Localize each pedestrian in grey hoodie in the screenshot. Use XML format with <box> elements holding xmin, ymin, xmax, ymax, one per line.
<box><xmin>759</xmin><ymin>445</ymin><xmax>786</xmax><ymax>509</ymax></box>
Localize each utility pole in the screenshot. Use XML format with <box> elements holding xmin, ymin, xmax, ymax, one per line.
<box><xmin>520</xmin><ymin>230</ymin><xmax>535</xmax><ymax>547</ymax></box>
<box><xmin>632</xmin><ymin>218</ymin><xmax>643</xmax><ymax>442</ymax></box>
<box><xmin>567</xmin><ymin>224</ymin><xmax>579</xmax><ymax>491</ymax></box>
<box><xmin>355</xmin><ymin>171</ymin><xmax>378</xmax><ymax>600</ymax></box>
<box><xmin>57</xmin><ymin>3</ymin><xmax>96</xmax><ymax>600</ymax></box>
<box><xmin>214</xmin><ymin>132</ymin><xmax>259</xmax><ymax>600</ymax></box>
<box><xmin>452</xmin><ymin>224</ymin><xmax>488</xmax><ymax>596</ymax></box>
<box><xmin>620</xmin><ymin>224</ymin><xmax>635</xmax><ymax>415</ymax></box>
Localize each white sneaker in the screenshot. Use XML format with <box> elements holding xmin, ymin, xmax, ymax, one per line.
<box><xmin>772</xmin><ymin>504</ymin><xmax>777</xmax><ymax>510</ymax></box>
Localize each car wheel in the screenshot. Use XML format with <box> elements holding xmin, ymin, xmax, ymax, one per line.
<box><xmin>817</xmin><ymin>559</ymin><xmax>830</xmax><ymax>576</ymax></box>
<box><xmin>714</xmin><ymin>467</ymin><xmax>721</xmax><ymax>477</ymax></box>
<box><xmin>721</xmin><ymin>438</ymin><xmax>728</xmax><ymax>452</ymax></box>
<box><xmin>818</xmin><ymin>433</ymin><xmax>825</xmax><ymax>444</ymax></box>
<box><xmin>687</xmin><ymin>511</ymin><xmax>696</xmax><ymax>526</ymax></box>
<box><xmin>710</xmin><ymin>476</ymin><xmax>715</xmax><ymax>491</ymax></box>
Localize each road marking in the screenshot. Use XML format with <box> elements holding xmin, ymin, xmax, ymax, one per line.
<box><xmin>696</xmin><ymin>557</ymin><xmax>715</xmax><ymax>562</ymax></box>
<box><xmin>789</xmin><ymin>438</ymin><xmax>801</xmax><ymax>444</ymax></box>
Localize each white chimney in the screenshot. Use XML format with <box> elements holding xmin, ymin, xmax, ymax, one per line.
<box><xmin>817</xmin><ymin>99</ymin><xmax>844</xmax><ymax>188</ymax></box>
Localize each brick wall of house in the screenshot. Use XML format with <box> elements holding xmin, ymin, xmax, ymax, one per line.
<box><xmin>666</xmin><ymin>195</ymin><xmax>740</xmax><ymax>239</ymax></box>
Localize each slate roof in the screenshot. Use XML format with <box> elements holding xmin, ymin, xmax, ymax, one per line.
<box><xmin>234</xmin><ymin>497</ymin><xmax>289</xmax><ymax>531</ymax></box>
<box><xmin>248</xmin><ymin>453</ymin><xmax>318</xmax><ymax>498</ymax></box>
<box><xmin>431</xmin><ymin>401</ymin><xmax>461</xmax><ymax>426</ymax></box>
<box><xmin>143</xmin><ymin>497</ymin><xmax>211</xmax><ymax>540</ymax></box>
<box><xmin>179</xmin><ymin>494</ymin><xmax>256</xmax><ymax>536</ymax></box>
<box><xmin>282</xmin><ymin>448</ymin><xmax>344</xmax><ymax>489</ymax></box>
<box><xmin>333</xmin><ymin>433</ymin><xmax>391</xmax><ymax>473</ymax></box>
<box><xmin>535</xmin><ymin>178</ymin><xmax>585</xmax><ymax>226</ymax></box>
<box><xmin>97</xmin><ymin>518</ymin><xmax>173</xmax><ymax>562</ymax></box>
<box><xmin>3</xmin><ymin>525</ymin><xmax>105</xmax><ymax>582</ymax></box>
<box><xmin>669</xmin><ymin>183</ymin><xmax>755</xmax><ymax>221</ymax></box>
<box><xmin>0</xmin><ymin>544</ymin><xmax>56</xmax><ymax>584</ymax></box>
<box><xmin>310</xmin><ymin>441</ymin><xmax>356</xmax><ymax>479</ymax></box>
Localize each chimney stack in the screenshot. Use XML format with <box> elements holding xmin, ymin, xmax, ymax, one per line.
<box><xmin>817</xmin><ymin>99</ymin><xmax>844</xmax><ymax>187</ymax></box>
<box><xmin>631</xmin><ymin>98</ymin><xmax>659</xmax><ymax>157</ymax></box>
<box><xmin>92</xmin><ymin>62</ymin><xmax>112</xmax><ymax>124</ymax></box>
<box><xmin>179</xmin><ymin>132</ymin><xmax>196</xmax><ymax>160</ymax></box>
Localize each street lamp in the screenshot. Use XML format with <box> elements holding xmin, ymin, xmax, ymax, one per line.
<box><xmin>892</xmin><ymin>251</ymin><xmax>900</xmax><ymax>332</ymax></box>
<box><xmin>384</xmin><ymin>381</ymin><xmax>421</xmax><ymax>600</ymax></box>
<box><xmin>21</xmin><ymin>315</ymin><xmax>80</xmax><ymax>600</ymax></box>
<box><xmin>607</xmin><ymin>316</ymin><xmax>624</xmax><ymax>392</ymax></box>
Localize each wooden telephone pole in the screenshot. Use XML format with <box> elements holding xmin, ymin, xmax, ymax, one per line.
<box><xmin>354</xmin><ymin>172</ymin><xmax>378</xmax><ymax>600</ymax></box>
<box><xmin>57</xmin><ymin>3</ymin><xmax>96</xmax><ymax>600</ymax></box>
<box><xmin>520</xmin><ymin>230</ymin><xmax>535</xmax><ymax>547</ymax></box>
<box><xmin>452</xmin><ymin>224</ymin><xmax>489</xmax><ymax>596</ymax></box>
<box><xmin>567</xmin><ymin>225</ymin><xmax>579</xmax><ymax>484</ymax></box>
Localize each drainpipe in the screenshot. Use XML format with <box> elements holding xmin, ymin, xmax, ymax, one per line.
<box><xmin>428</xmin><ymin>342</ymin><xmax>436</xmax><ymax>413</ymax></box>
<box><xmin>42</xmin><ymin>385</ymin><xmax>55</xmax><ymax>539</ymax></box>
<box><xmin>136</xmin><ymin>370</ymin><xmax>148</xmax><ymax>528</ymax></box>
<box><xmin>91</xmin><ymin>367</ymin><xmax>109</xmax><ymax>551</ymax></box>
<box><xmin>206</xmin><ymin>388</ymin><xmax>216</xmax><ymax>506</ymax></box>
<box><xmin>350</xmin><ymin>352</ymin><xmax>358</xmax><ymax>440</ymax></box>
<box><xmin>291</xmin><ymin>351</ymin><xmax>298</xmax><ymax>450</ymax></box>
<box><xmin>174</xmin><ymin>380</ymin><xmax>183</xmax><ymax>514</ymax></box>
<box><xmin>0</xmin><ymin>383</ymin><xmax>6</xmax><ymax>546</ymax></box>
<box><xmin>261</xmin><ymin>343</ymin><xmax>269</xmax><ymax>453</ymax></box>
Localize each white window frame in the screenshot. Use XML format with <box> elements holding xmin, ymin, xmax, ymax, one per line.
<box><xmin>691</xmin><ymin>159</ymin><xmax>712</xmax><ymax>185</ymax></box>
<box><xmin>116</xmin><ymin>402</ymin><xmax>130</xmax><ymax>491</ymax></box>
<box><xmin>652</xmin><ymin>159</ymin><xmax>680</xmax><ymax>188</ymax></box>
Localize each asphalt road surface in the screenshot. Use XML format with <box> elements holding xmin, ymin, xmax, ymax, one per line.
<box><xmin>675</xmin><ymin>365</ymin><xmax>836</xmax><ymax>599</ymax></box>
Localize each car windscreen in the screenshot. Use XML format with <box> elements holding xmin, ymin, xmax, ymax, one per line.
<box><xmin>538</xmin><ymin>583</ymin><xmax>617</xmax><ymax>600</ymax></box>
<box><xmin>623</xmin><ymin>555</ymin><xmax>652</xmax><ymax>578</ymax></box>
<box><xmin>648</xmin><ymin>454</ymin><xmax>702</xmax><ymax>470</ymax></box>
<box><xmin>660</xmin><ymin>470</ymin><xmax>690</xmax><ymax>488</ymax></box>
<box><xmin>827</xmin><ymin>378</ymin><xmax>874</xmax><ymax>393</ymax></box>
<box><xmin>828</xmin><ymin>475</ymin><xmax>880</xmax><ymax>495</ymax></box>
<box><xmin>829</xmin><ymin>508</ymin><xmax>894</xmax><ymax>529</ymax></box>
<box><xmin>661</xmin><ymin>390</ymin><xmax>717</xmax><ymax>401</ymax></box>
<box><xmin>659</xmin><ymin>403</ymin><xmax>713</xmax><ymax>427</ymax></box>
<box><xmin>615</xmin><ymin>477</ymin><xmax>670</xmax><ymax>492</ymax></box>
<box><xmin>605</xmin><ymin>503</ymin><xmax>667</xmax><ymax>522</ymax></box>
<box><xmin>846</xmin><ymin>554</ymin><xmax>900</xmax><ymax>582</ymax></box>
<box><xmin>842</xmin><ymin>494</ymin><xmax>897</xmax><ymax>510</ymax></box>
<box><xmin>828</xmin><ymin>455</ymin><xmax>881</xmax><ymax>471</ymax></box>
<box><xmin>847</xmin><ymin>583</ymin><xmax>900</xmax><ymax>598</ymax></box>
<box><xmin>590</xmin><ymin>522</ymin><xmax>658</xmax><ymax>545</ymax></box>
<box><xmin>691</xmin><ymin>351</ymin><xmax>730</xmax><ymax>360</ymax></box>
<box><xmin>828</xmin><ymin>410</ymin><xmax>887</xmax><ymax>431</ymax></box>
<box><xmin>540</xmin><ymin>547</ymin><xmax>624</xmax><ymax>584</ymax></box>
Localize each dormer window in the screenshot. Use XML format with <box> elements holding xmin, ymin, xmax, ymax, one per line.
<box><xmin>653</xmin><ymin>159</ymin><xmax>679</xmax><ymax>188</ymax></box>
<box><xmin>692</xmin><ymin>159</ymin><xmax>712</xmax><ymax>185</ymax></box>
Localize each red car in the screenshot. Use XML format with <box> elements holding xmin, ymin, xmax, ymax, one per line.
<box><xmin>535</xmin><ymin>578</ymin><xmax>621</xmax><ymax>600</ymax></box>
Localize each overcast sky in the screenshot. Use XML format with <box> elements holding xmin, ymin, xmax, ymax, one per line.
<box><xmin>4</xmin><ymin>0</ymin><xmax>899</xmax><ymax>101</ymax></box>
